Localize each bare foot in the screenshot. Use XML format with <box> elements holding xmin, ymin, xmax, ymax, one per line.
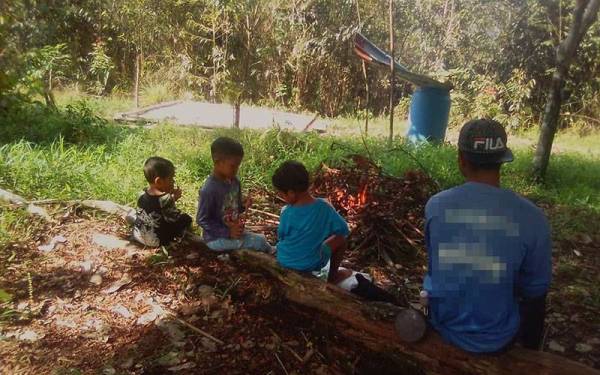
<box><xmin>329</xmin><ymin>267</ymin><xmax>353</xmax><ymax>284</ymax></box>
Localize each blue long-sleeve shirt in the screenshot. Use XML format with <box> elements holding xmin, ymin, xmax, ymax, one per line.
<box><xmin>424</xmin><ymin>182</ymin><xmax>552</xmax><ymax>353</ymax></box>
<box><xmin>196</xmin><ymin>175</ymin><xmax>244</xmax><ymax>242</ymax></box>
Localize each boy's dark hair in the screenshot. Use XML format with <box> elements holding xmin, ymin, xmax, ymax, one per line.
<box><xmin>143</xmin><ymin>156</ymin><xmax>175</xmax><ymax>183</ymax></box>
<box><xmin>211</xmin><ymin>137</ymin><xmax>244</xmax><ymax>161</ymax></box>
<box><xmin>272</xmin><ymin>160</ymin><xmax>310</xmax><ymax>192</ymax></box>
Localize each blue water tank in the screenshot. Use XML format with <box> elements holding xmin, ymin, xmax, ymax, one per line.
<box><xmin>406</xmin><ymin>86</ymin><xmax>451</xmax><ymax>143</ymax></box>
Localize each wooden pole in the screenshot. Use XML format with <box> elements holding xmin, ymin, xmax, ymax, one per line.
<box><xmin>134</xmin><ymin>50</ymin><xmax>140</xmax><ymax>108</ymax></box>
<box><xmin>356</xmin><ymin>0</ymin><xmax>370</xmax><ymax>136</ymax></box>
<box><xmin>388</xmin><ymin>0</ymin><xmax>395</xmax><ymax>147</ymax></box>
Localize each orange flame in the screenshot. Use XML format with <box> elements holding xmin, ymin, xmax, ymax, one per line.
<box><xmin>358</xmin><ymin>183</ymin><xmax>368</xmax><ymax>205</ymax></box>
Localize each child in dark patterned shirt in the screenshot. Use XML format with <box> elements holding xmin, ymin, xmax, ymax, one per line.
<box><xmin>133</xmin><ymin>156</ymin><xmax>192</xmax><ymax>247</ymax></box>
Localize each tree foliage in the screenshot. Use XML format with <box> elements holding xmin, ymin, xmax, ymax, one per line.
<box><xmin>1</xmin><ymin>0</ymin><xmax>599</xmax><ymax>125</ymax></box>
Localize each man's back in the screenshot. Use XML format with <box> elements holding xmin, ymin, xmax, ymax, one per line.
<box><xmin>424</xmin><ymin>182</ymin><xmax>551</xmax><ymax>353</ymax></box>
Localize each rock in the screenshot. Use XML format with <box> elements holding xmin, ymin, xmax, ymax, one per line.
<box><xmin>137</xmin><ymin>311</ymin><xmax>159</xmax><ymax>325</ymax></box>
<box><xmin>102</xmin><ymin>366</ymin><xmax>116</xmax><ymax>375</ymax></box>
<box><xmin>103</xmin><ymin>273</ymin><xmax>132</xmax><ymax>294</ymax></box>
<box><xmin>27</xmin><ymin>203</ymin><xmax>51</xmax><ymax>221</ymax></box>
<box><xmin>38</xmin><ymin>235</ymin><xmax>67</xmax><ymax>252</ymax></box>
<box><xmin>90</xmin><ymin>274</ymin><xmax>103</xmax><ymax>285</ymax></box>
<box><xmin>92</xmin><ymin>233</ymin><xmax>131</xmax><ymax>250</ymax></box>
<box><xmin>573</xmin><ymin>249</ymin><xmax>582</xmax><ymax>257</ymax></box>
<box><xmin>55</xmin><ymin>318</ymin><xmax>78</xmax><ymax>329</ymax></box>
<box><xmin>18</xmin><ymin>330</ymin><xmax>43</xmax><ymax>342</ymax></box>
<box><xmin>216</xmin><ymin>254</ymin><xmax>230</xmax><ymax>262</ymax></box>
<box><xmin>137</xmin><ymin>298</ymin><xmax>167</xmax><ymax>325</ymax></box>
<box><xmin>576</xmin><ymin>343</ymin><xmax>593</xmax><ymax>353</ymax></box>
<box><xmin>146</xmin><ymin>298</ymin><xmax>166</xmax><ymax>317</ymax></box>
<box><xmin>111</xmin><ymin>304</ymin><xmax>133</xmax><ymax>319</ymax></box>
<box><xmin>80</xmin><ymin>260</ymin><xmax>94</xmax><ymax>274</ymax></box>
<box><xmin>82</xmin><ymin>200</ymin><xmax>133</xmax><ymax>217</ymax></box>
<box><xmin>17</xmin><ymin>301</ymin><xmax>29</xmax><ymax>311</ymax></box>
<box><xmin>548</xmin><ymin>340</ymin><xmax>565</xmax><ymax>353</ymax></box>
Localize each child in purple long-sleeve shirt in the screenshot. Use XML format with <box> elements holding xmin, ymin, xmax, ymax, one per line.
<box><xmin>196</xmin><ymin>137</ymin><xmax>273</xmax><ymax>253</ymax></box>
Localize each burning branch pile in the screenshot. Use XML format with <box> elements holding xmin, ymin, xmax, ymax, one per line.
<box><xmin>312</xmin><ymin>155</ymin><xmax>437</xmax><ymax>263</ymax></box>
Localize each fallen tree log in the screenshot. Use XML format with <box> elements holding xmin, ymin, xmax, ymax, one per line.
<box><xmin>231</xmin><ymin>249</ymin><xmax>600</xmax><ymax>375</ymax></box>
<box><xmin>0</xmin><ymin>189</ymin><xmax>136</xmax><ymax>223</ymax></box>
<box><xmin>0</xmin><ymin>188</ymin><xmax>52</xmax><ymax>221</ymax></box>
<box><xmin>4</xmin><ymin>195</ymin><xmax>598</xmax><ymax>374</ymax></box>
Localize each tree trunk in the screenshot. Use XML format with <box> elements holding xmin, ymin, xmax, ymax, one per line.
<box><xmin>211</xmin><ymin>18</ymin><xmax>217</xmax><ymax>103</ymax></box>
<box><xmin>134</xmin><ymin>51</ymin><xmax>140</xmax><ymax>108</ymax></box>
<box><xmin>48</xmin><ymin>68</ymin><xmax>53</xmax><ymax>92</ymax></box>
<box><xmin>233</xmin><ymin>99</ymin><xmax>241</xmax><ymax>129</ymax></box>
<box><xmin>533</xmin><ymin>0</ymin><xmax>600</xmax><ymax>179</ymax></box>
<box><xmin>232</xmin><ymin>250</ymin><xmax>600</xmax><ymax>375</ymax></box>
<box><xmin>388</xmin><ymin>0</ymin><xmax>395</xmax><ymax>147</ymax></box>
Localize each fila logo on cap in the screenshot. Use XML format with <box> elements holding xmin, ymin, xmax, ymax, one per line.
<box><xmin>473</xmin><ymin>137</ymin><xmax>505</xmax><ymax>151</ymax></box>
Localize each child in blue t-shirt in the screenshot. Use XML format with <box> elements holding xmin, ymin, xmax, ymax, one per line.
<box><xmin>272</xmin><ymin>160</ymin><xmax>351</xmax><ymax>284</ymax></box>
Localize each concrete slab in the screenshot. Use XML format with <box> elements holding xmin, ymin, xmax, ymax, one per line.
<box><xmin>115</xmin><ymin>101</ymin><xmax>327</xmax><ymax>132</ymax></box>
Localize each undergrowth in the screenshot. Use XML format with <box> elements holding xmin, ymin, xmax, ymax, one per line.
<box><xmin>1</xmin><ymin>100</ymin><xmax>599</xmax><ymax>241</ymax></box>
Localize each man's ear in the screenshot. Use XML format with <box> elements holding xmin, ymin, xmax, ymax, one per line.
<box><xmin>153</xmin><ymin>176</ymin><xmax>162</xmax><ymax>185</ymax></box>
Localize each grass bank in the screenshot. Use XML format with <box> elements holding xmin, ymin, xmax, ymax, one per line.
<box><xmin>1</xmin><ymin>100</ymin><xmax>599</xmax><ymax>247</ymax></box>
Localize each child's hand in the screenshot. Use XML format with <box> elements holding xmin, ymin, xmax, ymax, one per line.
<box><xmin>172</xmin><ymin>186</ymin><xmax>182</xmax><ymax>201</ymax></box>
<box><xmin>227</xmin><ymin>220</ymin><xmax>243</xmax><ymax>239</ymax></box>
<box><xmin>224</xmin><ymin>214</ymin><xmax>244</xmax><ymax>239</ymax></box>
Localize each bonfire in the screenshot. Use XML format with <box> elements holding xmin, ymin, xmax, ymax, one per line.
<box><xmin>312</xmin><ymin>155</ymin><xmax>437</xmax><ymax>264</ymax></box>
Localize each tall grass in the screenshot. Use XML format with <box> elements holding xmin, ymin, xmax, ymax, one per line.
<box><xmin>1</xmin><ymin>101</ymin><xmax>599</xmax><ymax>247</ymax></box>
<box><xmin>1</xmin><ymin>122</ymin><xmax>599</xmax><ymax>211</ymax></box>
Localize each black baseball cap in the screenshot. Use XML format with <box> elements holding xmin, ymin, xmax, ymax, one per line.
<box><xmin>458</xmin><ymin>119</ymin><xmax>514</xmax><ymax>164</ymax></box>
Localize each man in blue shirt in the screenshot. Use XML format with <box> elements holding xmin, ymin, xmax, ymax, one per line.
<box><xmin>424</xmin><ymin>119</ymin><xmax>552</xmax><ymax>353</ymax></box>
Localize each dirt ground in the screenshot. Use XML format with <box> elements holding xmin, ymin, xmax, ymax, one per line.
<box><xmin>1</xmin><ymin>199</ymin><xmax>599</xmax><ymax>374</ymax></box>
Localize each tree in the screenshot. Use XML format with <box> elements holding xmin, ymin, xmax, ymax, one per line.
<box><xmin>23</xmin><ymin>44</ymin><xmax>71</xmax><ymax>107</ymax></box>
<box><xmin>109</xmin><ymin>0</ymin><xmax>163</xmax><ymax>107</ymax></box>
<box><xmin>224</xmin><ymin>0</ymin><xmax>268</xmax><ymax>128</ymax></box>
<box><xmin>533</xmin><ymin>0</ymin><xmax>600</xmax><ymax>179</ymax></box>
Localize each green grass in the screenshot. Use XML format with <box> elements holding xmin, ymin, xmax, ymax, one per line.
<box><xmin>0</xmin><ymin>207</ymin><xmax>40</xmax><ymax>249</ymax></box>
<box><xmin>1</xmin><ymin>99</ymin><xmax>599</xmax><ymax>247</ymax></box>
<box><xmin>54</xmin><ymin>83</ymin><xmax>180</xmax><ymax>119</ymax></box>
<box><xmin>1</xmin><ymin>120</ymin><xmax>599</xmax><ymax>210</ymax></box>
